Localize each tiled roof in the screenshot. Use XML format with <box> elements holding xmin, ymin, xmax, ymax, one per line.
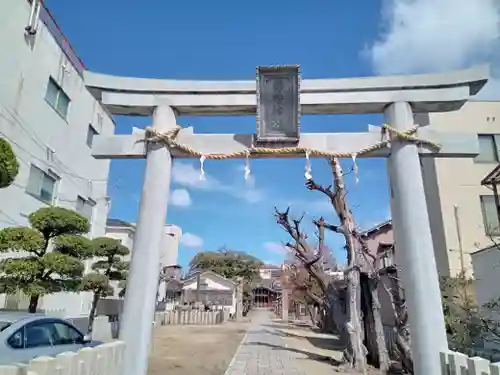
<box><xmin>253</xmin><ymin>278</ymin><xmax>282</xmax><ymax>291</ymax></box>
<box><xmin>360</xmin><ymin>220</ymin><xmax>392</xmax><ymax>237</ymax></box>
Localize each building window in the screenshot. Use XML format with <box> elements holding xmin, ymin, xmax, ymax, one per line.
<box><xmin>381</xmin><ymin>254</ymin><xmax>394</xmax><ymax>269</ymax></box>
<box><xmin>475</xmin><ymin>135</ymin><xmax>500</xmax><ymax>163</ymax></box>
<box><xmin>26</xmin><ymin>165</ymin><xmax>57</xmax><ymax>204</ymax></box>
<box><xmin>378</xmin><ymin>245</ymin><xmax>394</xmax><ymax>270</ymax></box>
<box><xmin>76</xmin><ymin>196</ymin><xmax>96</xmax><ymax>223</ymax></box>
<box><xmin>270</xmin><ymin>269</ymin><xmax>281</xmax><ymax>278</ymax></box>
<box><xmin>86</xmin><ymin>124</ymin><xmax>98</xmax><ymax>148</ymax></box>
<box><xmin>480</xmin><ymin>195</ymin><xmax>500</xmax><ymax>236</ymax></box>
<box><xmin>45</xmin><ymin>77</ymin><xmax>70</xmax><ymax>119</ymax></box>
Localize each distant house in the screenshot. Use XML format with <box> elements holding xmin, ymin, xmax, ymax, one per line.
<box><xmin>259</xmin><ymin>264</ymin><xmax>282</xmax><ymax>280</ymax></box>
<box><xmin>180</xmin><ymin>271</ymin><xmax>237</xmax><ymax>314</ymax></box>
<box><xmin>253</xmin><ymin>279</ymin><xmax>282</xmax><ymax>309</ymax></box>
<box><xmin>360</xmin><ymin>220</ymin><xmax>404</xmax><ymax>328</ymax></box>
<box><xmin>253</xmin><ymin>264</ymin><xmax>282</xmax><ymax>308</ymax></box>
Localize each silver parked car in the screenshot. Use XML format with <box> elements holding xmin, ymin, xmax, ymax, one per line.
<box><xmin>0</xmin><ymin>313</ymin><xmax>103</xmax><ymax>365</ymax></box>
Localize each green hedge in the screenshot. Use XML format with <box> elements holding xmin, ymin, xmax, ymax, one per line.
<box><xmin>0</xmin><ymin>138</ymin><xmax>19</xmax><ymax>189</ymax></box>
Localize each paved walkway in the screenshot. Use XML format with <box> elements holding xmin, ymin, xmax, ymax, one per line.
<box><xmin>224</xmin><ymin>310</ymin><xmax>306</xmax><ymax>375</ymax></box>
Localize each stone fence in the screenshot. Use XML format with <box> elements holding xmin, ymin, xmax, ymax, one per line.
<box><xmin>441</xmin><ymin>351</ymin><xmax>500</xmax><ymax>374</ymax></box>
<box><xmin>155</xmin><ymin>310</ymin><xmax>226</xmax><ymax>325</ymax></box>
<box><xmin>0</xmin><ymin>341</ymin><xmax>124</xmax><ymax>375</ymax></box>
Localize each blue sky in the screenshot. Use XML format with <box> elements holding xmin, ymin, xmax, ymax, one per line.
<box><xmin>45</xmin><ymin>0</ymin><xmax>500</xmax><ymax>269</ymax></box>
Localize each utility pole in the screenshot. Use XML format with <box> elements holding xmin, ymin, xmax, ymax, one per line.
<box><xmin>454</xmin><ymin>205</ymin><xmax>468</xmax><ymax>300</ymax></box>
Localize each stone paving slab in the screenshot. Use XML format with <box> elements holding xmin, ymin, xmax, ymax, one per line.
<box><xmin>224</xmin><ymin>310</ymin><xmax>306</xmax><ymax>375</ymax></box>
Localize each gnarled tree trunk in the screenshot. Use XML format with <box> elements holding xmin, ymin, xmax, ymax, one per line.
<box><xmin>28</xmin><ymin>294</ymin><xmax>39</xmax><ymax>313</ymax></box>
<box><xmin>87</xmin><ymin>292</ymin><xmax>100</xmax><ymax>335</ymax></box>
<box><xmin>345</xmin><ymin>268</ymin><xmax>366</xmax><ymax>370</ymax></box>
<box><xmin>369</xmin><ymin>278</ymin><xmax>390</xmax><ymax>372</ymax></box>
<box><xmin>307</xmin><ymin>158</ymin><xmax>392</xmax><ymax>372</ymax></box>
<box><xmin>329</xmin><ymin>158</ymin><xmax>366</xmax><ymax>371</ymax></box>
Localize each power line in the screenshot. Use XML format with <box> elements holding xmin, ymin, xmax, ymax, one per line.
<box><xmin>0</xmin><ymin>96</ymin><xmax>140</xmax><ymax>213</ymax></box>
<box><xmin>0</xmin><ymin>98</ymin><xmax>107</xmax><ymax>184</ymax></box>
<box><xmin>0</xmin><ymin>101</ymin><xmax>141</xmax><ymax>232</ymax></box>
<box><xmin>0</xmin><ymin>210</ymin><xmax>23</xmax><ymax>226</ymax></box>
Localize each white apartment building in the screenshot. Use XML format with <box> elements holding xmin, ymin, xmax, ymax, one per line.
<box><xmin>105</xmin><ymin>219</ymin><xmax>182</xmax><ymax>300</ymax></box>
<box><xmin>421</xmin><ymin>100</ymin><xmax>500</xmax><ymax>277</ymax></box>
<box><xmin>259</xmin><ymin>264</ymin><xmax>282</xmax><ymax>280</ymax></box>
<box><xmin>0</xmin><ymin>0</ymin><xmax>115</xmax><ymax>314</ymax></box>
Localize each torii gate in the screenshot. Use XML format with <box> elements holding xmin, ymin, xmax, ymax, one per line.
<box><xmin>86</xmin><ymin>65</ymin><xmax>489</xmax><ymax>375</ymax></box>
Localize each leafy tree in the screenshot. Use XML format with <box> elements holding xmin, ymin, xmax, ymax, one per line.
<box><xmin>0</xmin><ymin>207</ymin><xmax>91</xmax><ymax>312</ymax></box>
<box><xmin>81</xmin><ymin>237</ymin><xmax>129</xmax><ymax>335</ymax></box>
<box><xmin>441</xmin><ymin>271</ymin><xmax>500</xmax><ymax>358</ymax></box>
<box><xmin>189</xmin><ymin>248</ymin><xmax>263</xmax><ymax>311</ymax></box>
<box><xmin>189</xmin><ymin>248</ymin><xmax>262</xmax><ymax>281</ymax></box>
<box><xmin>0</xmin><ymin>138</ymin><xmax>19</xmax><ymax>189</ymax></box>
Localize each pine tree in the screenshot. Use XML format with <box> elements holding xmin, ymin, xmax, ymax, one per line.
<box><xmin>0</xmin><ymin>207</ymin><xmax>91</xmax><ymax>312</ymax></box>
<box><xmin>82</xmin><ymin>237</ymin><xmax>129</xmax><ymax>335</ymax></box>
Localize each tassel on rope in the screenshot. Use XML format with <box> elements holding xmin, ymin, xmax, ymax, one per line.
<box><xmin>351</xmin><ymin>153</ymin><xmax>359</xmax><ymax>184</ymax></box>
<box><xmin>381</xmin><ymin>125</ymin><xmax>390</xmax><ymax>147</ymax></box>
<box><xmin>304</xmin><ymin>150</ymin><xmax>312</xmax><ymax>180</ymax></box>
<box><xmin>199</xmin><ymin>155</ymin><xmax>206</xmax><ymax>181</ymax></box>
<box><xmin>244</xmin><ymin>150</ymin><xmax>251</xmax><ymax>182</ymax></box>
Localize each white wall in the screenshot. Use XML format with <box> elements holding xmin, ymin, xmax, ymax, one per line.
<box><xmin>471</xmin><ymin>246</ymin><xmax>500</xmax><ymax>309</ymax></box>
<box><xmin>259</xmin><ymin>269</ymin><xmax>272</xmax><ymax>280</ymax></box>
<box><xmin>105</xmin><ymin>223</ymin><xmax>181</xmax><ymax>268</ymax></box>
<box><xmin>105</xmin><ymin>223</ymin><xmax>182</xmax><ymax>300</ymax></box>
<box><xmin>0</xmin><ymin>0</ymin><xmax>114</xmax><ymax>316</ymax></box>
<box><xmin>163</xmin><ymin>224</ymin><xmax>182</xmax><ymax>267</ymax></box>
<box><xmin>104</xmin><ymin>227</ymin><xmax>134</xmax><ymax>252</ymax></box>
<box><xmin>422</xmin><ymin>101</ymin><xmax>500</xmax><ymax>277</ymax></box>
<box><xmin>183</xmin><ymin>277</ymin><xmax>232</xmax><ymax>291</ymax></box>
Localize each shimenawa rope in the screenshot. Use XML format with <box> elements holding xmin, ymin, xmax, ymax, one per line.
<box><xmin>143</xmin><ymin>124</ymin><xmax>440</xmax><ymax>160</ymax></box>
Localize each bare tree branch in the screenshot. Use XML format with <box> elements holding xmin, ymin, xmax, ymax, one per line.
<box><xmin>274</xmin><ymin>207</ymin><xmax>328</xmax><ymax>293</ymax></box>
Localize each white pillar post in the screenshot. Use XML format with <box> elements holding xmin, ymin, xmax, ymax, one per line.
<box><xmin>120</xmin><ymin>105</ymin><xmax>176</xmax><ymax>375</ymax></box>
<box><xmin>385</xmin><ymin>102</ymin><xmax>448</xmax><ymax>375</ymax></box>
<box><xmin>235</xmin><ymin>279</ymin><xmax>243</xmax><ymax>320</ymax></box>
<box><xmin>281</xmin><ymin>289</ymin><xmax>288</xmax><ymax>321</ymax></box>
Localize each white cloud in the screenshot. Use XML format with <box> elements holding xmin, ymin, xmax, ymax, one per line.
<box><xmin>179</xmin><ymin>233</ymin><xmax>203</xmax><ymax>248</ymax></box>
<box><xmin>263</xmin><ymin>242</ymin><xmax>287</xmax><ymax>254</ymax></box>
<box><xmin>172</xmin><ymin>162</ymin><xmax>218</xmax><ymax>190</ymax></box>
<box><xmin>367</xmin><ymin>0</ymin><xmax>500</xmax><ymax>99</ymax></box>
<box><xmin>172</xmin><ymin>161</ymin><xmax>265</xmax><ymax>203</ymax></box>
<box><xmin>170</xmin><ymin>188</ymin><xmax>192</xmax><ymax>207</ymax></box>
<box><xmin>236</xmin><ymin>189</ymin><xmax>265</xmax><ymax>204</ymax></box>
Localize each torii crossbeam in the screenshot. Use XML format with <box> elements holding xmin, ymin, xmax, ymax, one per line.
<box><xmin>87</xmin><ymin>65</ymin><xmax>488</xmax><ymax>375</ymax></box>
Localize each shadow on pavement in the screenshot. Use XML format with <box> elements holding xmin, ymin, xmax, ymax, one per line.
<box><xmin>263</xmin><ymin>322</ymin><xmax>317</xmax><ymax>332</ymax></box>
<box><xmin>263</xmin><ymin>324</ymin><xmax>345</xmax><ymax>352</ymax></box>
<box><xmin>246</xmin><ymin>341</ymin><xmax>344</xmax><ymax>366</ymax></box>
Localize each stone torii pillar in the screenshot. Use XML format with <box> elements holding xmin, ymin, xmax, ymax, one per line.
<box><xmin>386</xmin><ymin>102</ymin><xmax>448</xmax><ymax>374</ymax></box>
<box><xmin>118</xmin><ymin>105</ymin><xmax>177</xmax><ymax>375</ymax></box>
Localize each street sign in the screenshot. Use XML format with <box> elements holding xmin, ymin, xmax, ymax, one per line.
<box><xmin>255</xmin><ymin>65</ymin><xmax>300</xmax><ymax>145</ymax></box>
